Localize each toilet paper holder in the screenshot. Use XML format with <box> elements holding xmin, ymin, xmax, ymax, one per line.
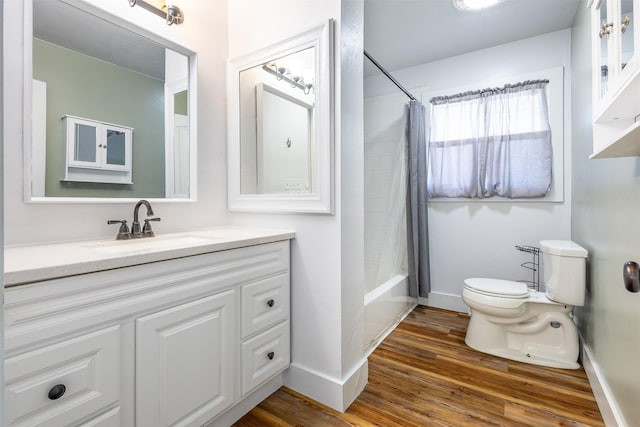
<box><xmin>622</xmin><ymin>261</ymin><xmax>640</xmax><ymax>293</ymax></box>
<box><xmin>515</xmin><ymin>245</ymin><xmax>540</xmax><ymax>291</ymax></box>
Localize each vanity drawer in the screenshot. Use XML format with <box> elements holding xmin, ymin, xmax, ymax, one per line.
<box><xmin>241</xmin><ymin>321</ymin><xmax>290</xmax><ymax>396</ymax></box>
<box><xmin>5</xmin><ymin>326</ymin><xmax>121</xmax><ymax>427</ymax></box>
<box><xmin>241</xmin><ymin>274</ymin><xmax>290</xmax><ymax>338</ymax></box>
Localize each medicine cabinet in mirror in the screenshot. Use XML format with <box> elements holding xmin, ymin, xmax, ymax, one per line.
<box><xmin>26</xmin><ymin>0</ymin><xmax>197</xmax><ymax>201</ymax></box>
<box><xmin>228</xmin><ymin>20</ymin><xmax>334</xmax><ymax>213</ymax></box>
<box><xmin>62</xmin><ymin>115</ymin><xmax>133</xmax><ymax>184</ymax></box>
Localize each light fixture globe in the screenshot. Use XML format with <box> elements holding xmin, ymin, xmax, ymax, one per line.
<box><xmin>453</xmin><ymin>0</ymin><xmax>504</xmax><ymax>11</ymax></box>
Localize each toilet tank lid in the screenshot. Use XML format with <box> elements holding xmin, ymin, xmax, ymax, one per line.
<box><xmin>540</xmin><ymin>240</ymin><xmax>588</xmax><ymax>258</ymax></box>
<box><xmin>463</xmin><ymin>278</ymin><xmax>529</xmax><ymax>297</ymax></box>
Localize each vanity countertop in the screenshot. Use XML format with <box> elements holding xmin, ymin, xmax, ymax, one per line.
<box><xmin>4</xmin><ymin>226</ymin><xmax>295</xmax><ymax>286</ymax></box>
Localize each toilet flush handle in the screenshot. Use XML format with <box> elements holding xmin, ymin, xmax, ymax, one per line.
<box><xmin>622</xmin><ymin>261</ymin><xmax>640</xmax><ymax>293</ymax></box>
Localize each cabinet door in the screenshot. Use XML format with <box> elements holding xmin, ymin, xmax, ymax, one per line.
<box><xmin>102</xmin><ymin>125</ymin><xmax>131</xmax><ymax>172</ymax></box>
<box><xmin>620</xmin><ymin>0</ymin><xmax>635</xmax><ymax>62</ymax></box>
<box><xmin>66</xmin><ymin>117</ymin><xmax>100</xmax><ymax>168</ymax></box>
<box><xmin>136</xmin><ymin>291</ymin><xmax>236</xmax><ymax>427</ymax></box>
<box><xmin>596</xmin><ymin>0</ymin><xmax>613</xmax><ymax>100</ymax></box>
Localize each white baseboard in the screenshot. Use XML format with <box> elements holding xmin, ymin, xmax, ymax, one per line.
<box><xmin>581</xmin><ymin>343</ymin><xmax>627</xmax><ymax>427</ymax></box>
<box><xmin>426</xmin><ymin>291</ymin><xmax>468</xmax><ymax>313</ymax></box>
<box><xmin>284</xmin><ymin>357</ymin><xmax>368</xmax><ymax>412</ymax></box>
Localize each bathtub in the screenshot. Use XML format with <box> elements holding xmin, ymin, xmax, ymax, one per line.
<box><xmin>363</xmin><ymin>273</ymin><xmax>416</xmax><ymax>355</ymax></box>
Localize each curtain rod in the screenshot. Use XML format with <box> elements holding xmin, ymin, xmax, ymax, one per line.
<box><xmin>364</xmin><ymin>50</ymin><xmax>417</xmax><ymax>101</ymax></box>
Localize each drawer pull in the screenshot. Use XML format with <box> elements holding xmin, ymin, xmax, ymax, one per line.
<box><xmin>267</xmin><ymin>351</ymin><xmax>275</xmax><ymax>360</ymax></box>
<box><xmin>266</xmin><ymin>299</ymin><xmax>275</xmax><ymax>308</ymax></box>
<box><xmin>48</xmin><ymin>384</ymin><xmax>66</xmax><ymax>400</ymax></box>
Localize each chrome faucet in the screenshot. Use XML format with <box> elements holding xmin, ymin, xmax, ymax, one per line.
<box><xmin>108</xmin><ymin>199</ymin><xmax>161</xmax><ymax>240</ymax></box>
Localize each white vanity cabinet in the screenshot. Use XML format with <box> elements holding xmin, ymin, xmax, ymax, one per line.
<box><xmin>590</xmin><ymin>0</ymin><xmax>640</xmax><ymax>158</ymax></box>
<box><xmin>4</xmin><ymin>240</ymin><xmax>291</xmax><ymax>427</ymax></box>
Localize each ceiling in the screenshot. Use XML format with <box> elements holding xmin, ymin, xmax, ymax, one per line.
<box><xmin>33</xmin><ymin>0</ymin><xmax>166</xmax><ymax>80</ymax></box>
<box><xmin>34</xmin><ymin>0</ymin><xmax>579</xmax><ymax>82</ymax></box>
<box><xmin>364</xmin><ymin>0</ymin><xmax>580</xmax><ymax>76</ymax></box>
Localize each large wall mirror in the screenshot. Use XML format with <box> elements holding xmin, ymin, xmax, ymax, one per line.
<box><xmin>228</xmin><ymin>20</ymin><xmax>334</xmax><ymax>214</ymax></box>
<box><xmin>26</xmin><ymin>0</ymin><xmax>197</xmax><ymax>201</ymax></box>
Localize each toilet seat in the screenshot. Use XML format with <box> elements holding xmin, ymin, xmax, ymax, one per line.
<box><xmin>463</xmin><ymin>278</ymin><xmax>529</xmax><ymax>298</ymax></box>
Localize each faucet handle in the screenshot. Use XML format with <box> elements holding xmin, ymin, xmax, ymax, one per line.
<box><xmin>107</xmin><ymin>220</ymin><xmax>131</xmax><ymax>240</ymax></box>
<box><xmin>142</xmin><ymin>217</ymin><xmax>161</xmax><ymax>237</ymax></box>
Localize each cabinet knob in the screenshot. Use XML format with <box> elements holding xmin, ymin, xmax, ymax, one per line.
<box><xmin>267</xmin><ymin>351</ymin><xmax>275</xmax><ymax>360</ymax></box>
<box><xmin>599</xmin><ymin>21</ymin><xmax>614</xmax><ymax>38</ymax></box>
<box><xmin>266</xmin><ymin>299</ymin><xmax>275</xmax><ymax>308</ymax></box>
<box><xmin>623</xmin><ymin>261</ymin><xmax>640</xmax><ymax>292</ymax></box>
<box><xmin>48</xmin><ymin>384</ymin><xmax>66</xmax><ymax>400</ymax></box>
<box><xmin>622</xmin><ymin>15</ymin><xmax>631</xmax><ymax>33</ymax></box>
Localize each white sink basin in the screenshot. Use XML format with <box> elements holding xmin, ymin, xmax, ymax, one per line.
<box><xmin>84</xmin><ymin>235</ymin><xmax>222</xmax><ymax>255</ymax></box>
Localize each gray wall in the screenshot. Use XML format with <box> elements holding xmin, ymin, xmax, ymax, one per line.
<box><xmin>175</xmin><ymin>90</ymin><xmax>187</xmax><ymax>116</ymax></box>
<box><xmin>33</xmin><ymin>39</ymin><xmax>165</xmax><ymax>198</ymax></box>
<box><xmin>571</xmin><ymin>2</ymin><xmax>640</xmax><ymax>426</ymax></box>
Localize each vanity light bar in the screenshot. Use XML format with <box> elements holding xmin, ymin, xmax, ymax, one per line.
<box><xmin>261</xmin><ymin>63</ymin><xmax>314</xmax><ymax>95</ymax></box>
<box><xmin>128</xmin><ymin>0</ymin><xmax>184</xmax><ymax>26</ymax></box>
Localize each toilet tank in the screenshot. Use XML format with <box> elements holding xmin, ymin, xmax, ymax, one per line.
<box><xmin>540</xmin><ymin>240</ymin><xmax>588</xmax><ymax>306</ymax></box>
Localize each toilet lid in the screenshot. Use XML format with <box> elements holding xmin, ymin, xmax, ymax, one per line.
<box><xmin>463</xmin><ymin>278</ymin><xmax>530</xmax><ymax>298</ymax></box>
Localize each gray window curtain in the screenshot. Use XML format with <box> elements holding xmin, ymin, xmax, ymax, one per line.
<box><xmin>405</xmin><ymin>100</ymin><xmax>430</xmax><ymax>299</ymax></box>
<box><xmin>428</xmin><ymin>80</ymin><xmax>552</xmax><ymax>199</ymax></box>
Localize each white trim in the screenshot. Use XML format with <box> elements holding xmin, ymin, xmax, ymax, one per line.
<box><xmin>284</xmin><ymin>357</ymin><xmax>368</xmax><ymax>412</ymax></box>
<box><xmin>426</xmin><ymin>291</ymin><xmax>468</xmax><ymax>313</ymax></box>
<box><xmin>23</xmin><ymin>0</ymin><xmax>33</xmax><ymax>203</ymax></box>
<box><xmin>188</xmin><ymin>53</ymin><xmax>198</xmax><ymax>201</ymax></box>
<box><xmin>164</xmin><ymin>78</ymin><xmax>189</xmax><ymax>198</ymax></box>
<box><xmin>418</xmin><ymin>296</ymin><xmax>430</xmax><ymax>306</ymax></box>
<box><xmin>26</xmin><ymin>197</ymin><xmax>196</xmax><ymax>204</ymax></box>
<box><xmin>581</xmin><ymin>343</ymin><xmax>627</xmax><ymax>427</ymax></box>
<box><xmin>227</xmin><ymin>19</ymin><xmax>334</xmax><ymax>214</ymax></box>
<box><xmin>31</xmin><ymin>80</ymin><xmax>46</xmax><ymax>197</ymax></box>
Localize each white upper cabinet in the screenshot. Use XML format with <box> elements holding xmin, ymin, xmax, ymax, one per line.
<box><xmin>590</xmin><ymin>0</ymin><xmax>640</xmax><ymax>158</ymax></box>
<box><xmin>63</xmin><ymin>116</ymin><xmax>133</xmax><ymax>184</ymax></box>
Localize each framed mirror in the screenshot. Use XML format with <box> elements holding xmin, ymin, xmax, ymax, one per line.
<box><xmin>26</xmin><ymin>0</ymin><xmax>197</xmax><ymax>202</ymax></box>
<box><xmin>228</xmin><ymin>20</ymin><xmax>334</xmax><ymax>214</ymax></box>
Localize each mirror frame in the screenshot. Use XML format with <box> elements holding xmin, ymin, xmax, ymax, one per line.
<box><xmin>227</xmin><ymin>20</ymin><xmax>334</xmax><ymax>214</ymax></box>
<box><xmin>23</xmin><ymin>0</ymin><xmax>199</xmax><ymax>203</ymax></box>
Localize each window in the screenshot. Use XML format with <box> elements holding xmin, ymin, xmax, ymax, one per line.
<box><xmin>427</xmin><ymin>80</ymin><xmax>552</xmax><ymax>199</ymax></box>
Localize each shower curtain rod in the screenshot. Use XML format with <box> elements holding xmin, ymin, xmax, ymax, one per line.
<box><xmin>364</xmin><ymin>50</ymin><xmax>417</xmax><ymax>102</ymax></box>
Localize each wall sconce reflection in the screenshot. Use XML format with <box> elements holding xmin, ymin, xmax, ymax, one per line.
<box><xmin>262</xmin><ymin>62</ymin><xmax>314</xmax><ymax>95</ymax></box>
<box><xmin>128</xmin><ymin>0</ymin><xmax>184</xmax><ymax>26</ymax></box>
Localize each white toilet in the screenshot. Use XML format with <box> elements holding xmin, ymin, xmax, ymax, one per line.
<box><xmin>462</xmin><ymin>240</ymin><xmax>588</xmax><ymax>369</ymax></box>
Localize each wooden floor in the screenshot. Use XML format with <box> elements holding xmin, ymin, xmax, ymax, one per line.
<box><xmin>234</xmin><ymin>306</ymin><xmax>604</xmax><ymax>426</ymax></box>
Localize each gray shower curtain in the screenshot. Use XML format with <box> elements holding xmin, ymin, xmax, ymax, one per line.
<box><xmin>405</xmin><ymin>100</ymin><xmax>430</xmax><ymax>299</ymax></box>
